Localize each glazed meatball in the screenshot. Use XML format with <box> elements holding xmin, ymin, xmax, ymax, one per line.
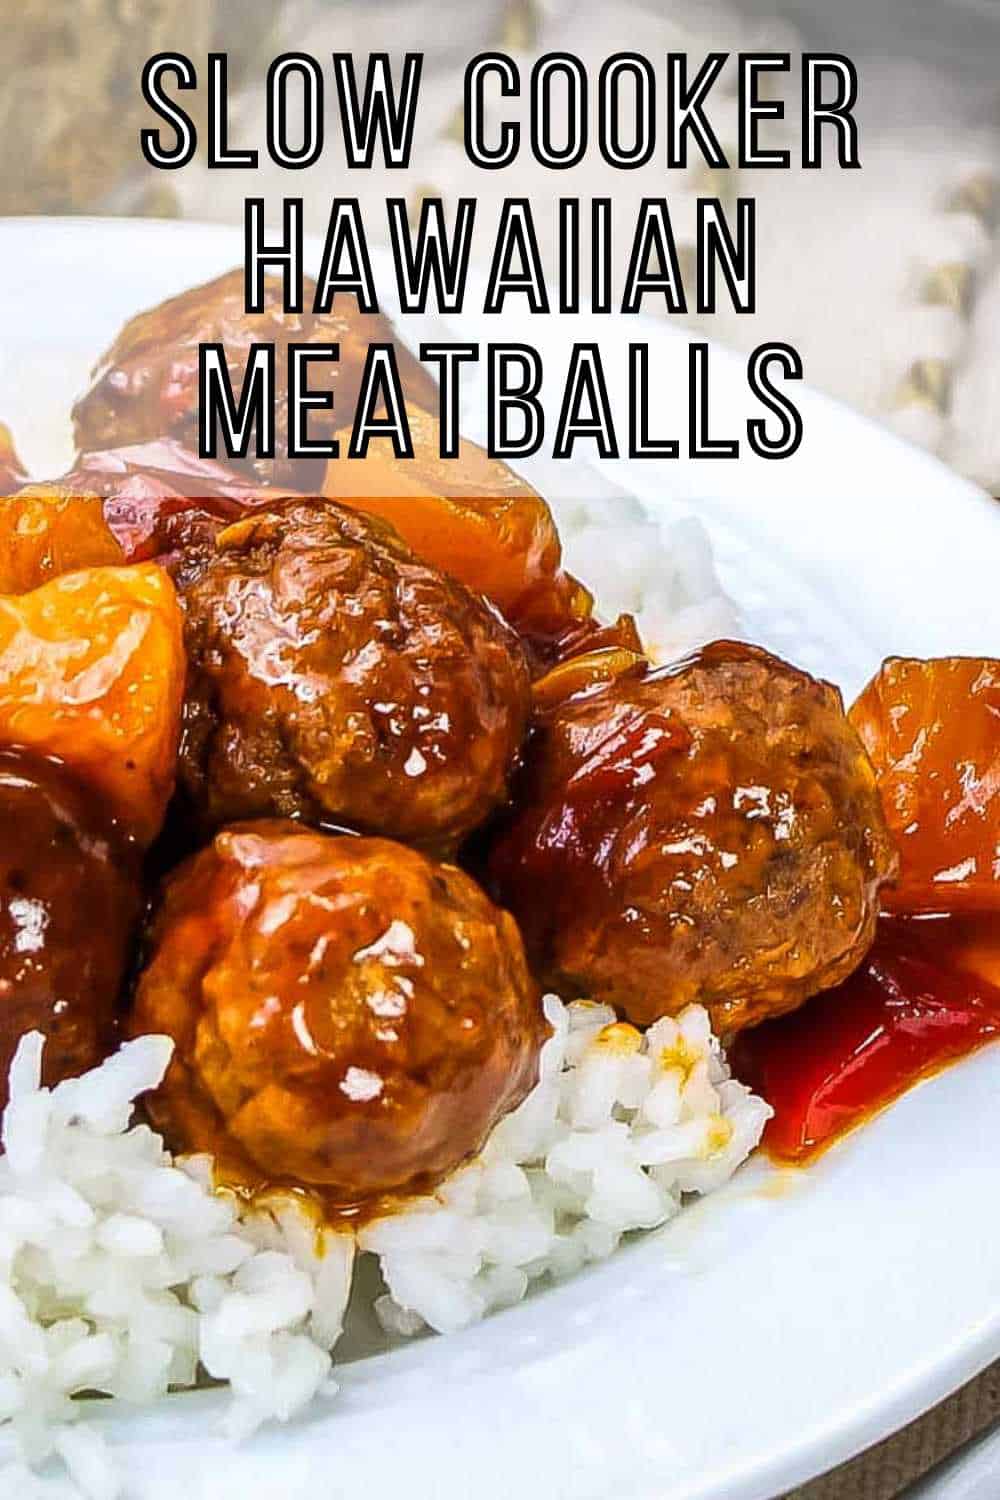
<box><xmin>128</xmin><ymin>823</ymin><xmax>546</xmax><ymax>1207</ymax></box>
<box><xmin>0</xmin><ymin>752</ymin><xmax>140</xmax><ymax>1106</ymax></box>
<box><xmin>178</xmin><ymin>498</ymin><xmax>531</xmax><ymax>846</ymax></box>
<box><xmin>71</xmin><ymin>269</ymin><xmax>439</xmax><ymax>488</ymax></box>
<box><xmin>488</xmin><ymin>641</ymin><xmax>898</xmax><ymax>1034</ymax></box>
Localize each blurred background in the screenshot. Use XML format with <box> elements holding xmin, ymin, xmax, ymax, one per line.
<box><xmin>3</xmin><ymin>0</ymin><xmax>1000</xmax><ymax>489</ymax></box>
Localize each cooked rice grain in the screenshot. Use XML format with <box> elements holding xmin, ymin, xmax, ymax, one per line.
<box><xmin>0</xmin><ymin>1032</ymin><xmax>353</xmax><ymax>1492</ymax></box>
<box><xmin>362</xmin><ymin>996</ymin><xmax>770</xmax><ymax>1335</ymax></box>
<box><xmin>0</xmin><ymin>1001</ymin><xmax>769</xmax><ymax>1494</ymax></box>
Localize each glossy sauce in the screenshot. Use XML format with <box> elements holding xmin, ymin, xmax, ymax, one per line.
<box><xmin>0</xmin><ymin>488</ymin><xmax>123</xmax><ymax>593</ymax></box>
<box><xmin>488</xmin><ymin>642</ymin><xmax>896</xmax><ymax>1033</ymax></box>
<box><xmin>0</xmin><ymin>751</ymin><xmax>141</xmax><ymax>1106</ymax></box>
<box><xmin>732</xmin><ymin>912</ymin><xmax>1000</xmax><ymax>1163</ymax></box>
<box><xmin>129</xmin><ymin>823</ymin><xmax>547</xmax><ymax>1221</ymax></box>
<box><xmin>71</xmin><ymin>268</ymin><xmax>440</xmax><ymax>490</ymax></box>
<box><xmin>176</xmin><ymin>499</ymin><xmax>531</xmax><ymax>846</ymax></box>
<box><xmin>0</xmin><ymin>563</ymin><xmax>186</xmax><ymax>846</ymax></box>
<box><xmin>208</xmin><ymin>1150</ymin><xmax>398</xmax><ymax>1231</ymax></box>
<box><xmin>849</xmin><ymin>657</ymin><xmax>1000</xmax><ymax>913</ymax></box>
<box><xmin>324</xmin><ymin>410</ymin><xmax>604</xmax><ymax>674</ymax></box>
<box><xmin>62</xmin><ymin>439</ymin><xmax>258</xmax><ymax>562</ymax></box>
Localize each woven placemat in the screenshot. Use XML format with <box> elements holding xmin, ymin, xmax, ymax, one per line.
<box><xmin>784</xmin><ymin>1362</ymin><xmax>1000</xmax><ymax>1499</ymax></box>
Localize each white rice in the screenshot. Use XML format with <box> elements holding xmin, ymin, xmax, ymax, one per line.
<box><xmin>0</xmin><ymin>1033</ymin><xmax>354</xmax><ymax>1497</ymax></box>
<box><xmin>538</xmin><ymin>481</ymin><xmax>742</xmax><ymax>663</ymax></box>
<box><xmin>0</xmin><ymin>1002</ymin><xmax>769</xmax><ymax>1495</ymax></box>
<box><xmin>362</xmin><ymin>996</ymin><xmax>769</xmax><ymax>1336</ymax></box>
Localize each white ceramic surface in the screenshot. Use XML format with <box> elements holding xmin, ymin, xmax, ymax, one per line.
<box><xmin>1</xmin><ymin>217</ymin><xmax>999</xmax><ymax>1500</ymax></box>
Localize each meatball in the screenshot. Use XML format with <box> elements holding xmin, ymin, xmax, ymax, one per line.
<box><xmin>178</xmin><ymin>498</ymin><xmax>531</xmax><ymax>846</ymax></box>
<box><xmin>71</xmin><ymin>269</ymin><xmax>439</xmax><ymax>488</ymax></box>
<box><xmin>128</xmin><ymin>823</ymin><xmax>545</xmax><ymax>1207</ymax></box>
<box><xmin>488</xmin><ymin>641</ymin><xmax>898</xmax><ymax>1034</ymax></box>
<box><xmin>0</xmin><ymin>752</ymin><xmax>140</xmax><ymax>1107</ymax></box>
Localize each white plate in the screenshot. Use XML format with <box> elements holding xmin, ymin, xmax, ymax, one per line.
<box><xmin>1</xmin><ymin>217</ymin><xmax>999</xmax><ymax>1500</ymax></box>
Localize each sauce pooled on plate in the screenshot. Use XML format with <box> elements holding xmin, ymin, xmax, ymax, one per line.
<box><xmin>734</xmin><ymin>656</ymin><xmax>1000</xmax><ymax>1161</ymax></box>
